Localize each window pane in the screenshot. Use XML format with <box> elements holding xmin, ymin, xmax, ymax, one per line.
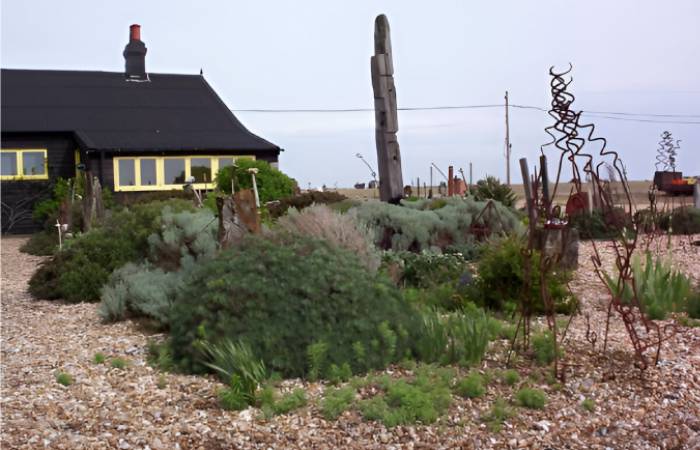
<box><xmin>23</xmin><ymin>151</ymin><xmax>46</xmax><ymax>176</ymax></box>
<box><xmin>191</xmin><ymin>158</ymin><xmax>211</xmax><ymax>183</ymax></box>
<box><xmin>1</xmin><ymin>152</ymin><xmax>18</xmax><ymax>176</ymax></box>
<box><xmin>218</xmin><ymin>157</ymin><xmax>235</xmax><ymax>169</ymax></box>
<box><xmin>118</xmin><ymin>159</ymin><xmax>136</xmax><ymax>186</ymax></box>
<box><xmin>164</xmin><ymin>159</ymin><xmax>186</xmax><ymax>184</ymax></box>
<box><xmin>140</xmin><ymin>159</ymin><xmax>157</xmax><ymax>186</ymax></box>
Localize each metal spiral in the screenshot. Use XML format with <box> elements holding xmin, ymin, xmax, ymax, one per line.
<box><xmin>655</xmin><ymin>131</ymin><xmax>680</xmax><ymax>171</ymax></box>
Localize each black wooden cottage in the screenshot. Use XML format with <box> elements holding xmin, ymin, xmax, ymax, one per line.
<box><xmin>1</xmin><ymin>24</ymin><xmax>281</xmax><ymax>233</ymax></box>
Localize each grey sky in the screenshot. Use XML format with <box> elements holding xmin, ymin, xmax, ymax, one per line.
<box><xmin>3</xmin><ymin>0</ymin><xmax>699</xmax><ymax>187</ymax></box>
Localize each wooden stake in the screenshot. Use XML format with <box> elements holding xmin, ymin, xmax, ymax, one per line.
<box><xmin>520</xmin><ymin>158</ymin><xmax>536</xmax><ymax>232</ymax></box>
<box><xmin>505</xmin><ymin>91</ymin><xmax>511</xmax><ymax>185</ymax></box>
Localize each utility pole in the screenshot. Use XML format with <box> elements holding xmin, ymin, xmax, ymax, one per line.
<box><xmin>505</xmin><ymin>91</ymin><xmax>511</xmax><ymax>186</ymax></box>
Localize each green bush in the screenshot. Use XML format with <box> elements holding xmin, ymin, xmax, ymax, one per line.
<box><xmin>169</xmin><ymin>235</ymin><xmax>418</xmax><ymax>378</ymax></box>
<box><xmin>56</xmin><ymin>372</ymin><xmax>73</xmax><ymax>386</ymax></box>
<box><xmin>659</xmin><ymin>207</ymin><xmax>700</xmax><ymax>235</ymax></box>
<box><xmin>268</xmin><ymin>191</ymin><xmax>348</xmax><ymax>218</ymax></box>
<box><xmin>687</xmin><ymin>291</ymin><xmax>700</xmax><ymax>320</ymax></box>
<box><xmin>352</xmin><ymin>197</ymin><xmax>523</xmax><ymax>253</ymax></box>
<box><xmin>481</xmin><ymin>397</ymin><xmax>514</xmax><ymax>432</ymax></box>
<box><xmin>570</xmin><ymin>208</ymin><xmax>631</xmax><ymax>240</ymax></box>
<box><xmin>110</xmin><ymin>357</ymin><xmax>128</xmax><ymax>370</ymax></box>
<box><xmin>414</xmin><ymin>306</ymin><xmax>491</xmax><ymax>367</ymax></box>
<box><xmin>515</xmin><ymin>388</ymin><xmax>547</xmax><ymax>409</ymax></box>
<box><xmin>455</xmin><ymin>372</ymin><xmax>486</xmax><ymax>398</ymax></box>
<box><xmin>383</xmin><ymin>251</ymin><xmax>473</xmax><ymax>289</ymax></box>
<box><xmin>471</xmin><ymin>176</ymin><xmax>516</xmax><ymax>208</ymax></box>
<box><xmin>605</xmin><ymin>251</ymin><xmax>693</xmax><ymax>320</ymax></box>
<box><xmin>29</xmin><ymin>200</ymin><xmax>195</xmax><ymax>303</ymax></box>
<box><xmin>215</xmin><ymin>159</ymin><xmax>296</xmax><ymax>204</ymax></box>
<box><xmin>201</xmin><ymin>339</ymin><xmax>267</xmax><ymax>410</ymax></box>
<box><xmin>93</xmin><ymin>352</ymin><xmax>106</xmax><ymax>364</ymax></box>
<box><xmin>473</xmin><ymin>234</ymin><xmax>576</xmax><ymax>314</ymax></box>
<box><xmin>531</xmin><ymin>331</ymin><xmax>559</xmax><ymax>365</ymax></box>
<box><xmin>502</xmin><ymin>369</ymin><xmax>520</xmax><ymax>386</ymax></box>
<box><xmin>260</xmin><ymin>388</ymin><xmax>308</xmax><ymax>417</ymax></box>
<box><xmin>358</xmin><ymin>372</ymin><xmax>452</xmax><ymax>427</ymax></box>
<box><xmin>321</xmin><ymin>386</ymin><xmax>356</xmax><ymax>420</ymax></box>
<box><xmin>20</xmin><ymin>231</ymin><xmax>59</xmax><ymax>256</ymax></box>
<box><xmin>99</xmin><ymin>209</ymin><xmax>218</xmax><ymax>326</ymax></box>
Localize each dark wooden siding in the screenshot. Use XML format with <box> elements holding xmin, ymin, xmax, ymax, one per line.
<box><xmin>1</xmin><ymin>132</ymin><xmax>78</xmax><ymax>233</ymax></box>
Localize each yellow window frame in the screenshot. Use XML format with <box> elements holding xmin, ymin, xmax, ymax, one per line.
<box><xmin>113</xmin><ymin>155</ymin><xmax>255</xmax><ymax>192</ymax></box>
<box><xmin>0</xmin><ymin>149</ymin><xmax>49</xmax><ymax>181</ymax></box>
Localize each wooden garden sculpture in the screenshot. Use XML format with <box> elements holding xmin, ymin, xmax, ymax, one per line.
<box><xmin>371</xmin><ymin>14</ymin><xmax>404</xmax><ymax>203</ymax></box>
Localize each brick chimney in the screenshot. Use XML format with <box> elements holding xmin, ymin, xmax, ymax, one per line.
<box><xmin>123</xmin><ymin>24</ymin><xmax>147</xmax><ymax>80</ymax></box>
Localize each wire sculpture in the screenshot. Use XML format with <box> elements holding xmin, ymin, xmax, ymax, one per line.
<box><xmin>511</xmin><ymin>64</ymin><xmax>676</xmax><ymax>377</ymax></box>
<box><xmin>655</xmin><ymin>131</ymin><xmax>681</xmax><ymax>172</ymax></box>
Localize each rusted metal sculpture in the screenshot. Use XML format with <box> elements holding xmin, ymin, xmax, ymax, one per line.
<box><xmin>371</xmin><ymin>14</ymin><xmax>404</xmax><ymax>203</ymax></box>
<box><xmin>539</xmin><ymin>64</ymin><xmax>675</xmax><ymax>372</ymax></box>
<box><xmin>655</xmin><ymin>131</ymin><xmax>680</xmax><ymax>172</ymax></box>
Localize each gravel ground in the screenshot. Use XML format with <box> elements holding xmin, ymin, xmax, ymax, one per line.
<box><xmin>1</xmin><ymin>235</ymin><xmax>699</xmax><ymax>450</ymax></box>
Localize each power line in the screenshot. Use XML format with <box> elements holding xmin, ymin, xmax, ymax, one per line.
<box><xmin>232</xmin><ymin>104</ymin><xmax>700</xmax><ymax>124</ymax></box>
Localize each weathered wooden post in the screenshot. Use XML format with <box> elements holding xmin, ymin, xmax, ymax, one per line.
<box><xmin>694</xmin><ymin>182</ymin><xmax>700</xmax><ymax>209</ymax></box>
<box><xmin>447</xmin><ymin>166</ymin><xmax>454</xmax><ymax>197</ymax></box>
<box><xmin>540</xmin><ymin>155</ymin><xmax>550</xmax><ymax>216</ymax></box>
<box><xmin>371</xmin><ymin>14</ymin><xmax>404</xmax><ymax>203</ymax></box>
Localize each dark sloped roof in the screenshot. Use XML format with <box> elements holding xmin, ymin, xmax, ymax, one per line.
<box><xmin>1</xmin><ymin>68</ymin><xmax>280</xmax><ymax>152</ymax></box>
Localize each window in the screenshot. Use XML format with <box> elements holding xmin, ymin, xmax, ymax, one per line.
<box><xmin>118</xmin><ymin>159</ymin><xmax>136</xmax><ymax>186</ymax></box>
<box><xmin>164</xmin><ymin>158</ymin><xmax>186</xmax><ymax>185</ymax></box>
<box><xmin>112</xmin><ymin>155</ymin><xmax>255</xmax><ymax>192</ymax></box>
<box><xmin>140</xmin><ymin>159</ymin><xmax>157</xmax><ymax>186</ymax></box>
<box><xmin>191</xmin><ymin>158</ymin><xmax>211</xmax><ymax>183</ymax></box>
<box><xmin>0</xmin><ymin>149</ymin><xmax>48</xmax><ymax>180</ymax></box>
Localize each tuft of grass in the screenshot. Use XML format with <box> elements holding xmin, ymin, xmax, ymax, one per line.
<box><xmin>327</xmin><ymin>362</ymin><xmax>352</xmax><ymax>385</ymax></box>
<box><xmin>259</xmin><ymin>386</ymin><xmax>308</xmax><ymax>418</ymax></box>
<box><xmin>321</xmin><ymin>386</ymin><xmax>356</xmax><ymax>420</ymax></box>
<box><xmin>156</xmin><ymin>374</ymin><xmax>167</xmax><ymax>389</ymax></box>
<box><xmin>147</xmin><ymin>340</ymin><xmax>174</xmax><ymax>372</ymax></box>
<box><xmin>516</xmin><ymin>388</ymin><xmax>547</xmax><ymax>409</ymax></box>
<box><xmin>219</xmin><ymin>386</ymin><xmax>249</xmax><ymax>411</ymax></box>
<box><xmin>110</xmin><ymin>357</ymin><xmax>128</xmax><ymax>370</ymax></box>
<box><xmin>455</xmin><ymin>372</ymin><xmax>486</xmax><ymax>399</ymax></box>
<box><xmin>56</xmin><ymin>372</ymin><xmax>73</xmax><ymax>386</ymax></box>
<box><xmin>93</xmin><ymin>352</ymin><xmax>106</xmax><ymax>364</ymax></box>
<box><xmin>501</xmin><ymin>369</ymin><xmax>520</xmax><ymax>386</ymax></box>
<box><xmin>581</xmin><ymin>398</ymin><xmax>595</xmax><ymax>412</ymax></box>
<box><xmin>482</xmin><ymin>397</ymin><xmax>514</xmax><ymax>432</ymax></box>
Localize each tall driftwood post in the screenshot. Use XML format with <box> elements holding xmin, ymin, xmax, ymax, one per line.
<box><xmin>371</xmin><ymin>14</ymin><xmax>404</xmax><ymax>203</ymax></box>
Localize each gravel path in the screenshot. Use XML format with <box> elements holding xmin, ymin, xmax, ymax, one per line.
<box><xmin>2</xmin><ymin>235</ymin><xmax>699</xmax><ymax>449</ymax></box>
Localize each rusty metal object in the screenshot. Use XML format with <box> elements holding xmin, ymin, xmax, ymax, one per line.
<box><xmin>655</xmin><ymin>131</ymin><xmax>680</xmax><ymax>172</ymax></box>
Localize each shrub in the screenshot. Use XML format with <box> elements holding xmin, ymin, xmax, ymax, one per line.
<box><xmin>147</xmin><ymin>340</ymin><xmax>175</xmax><ymax>372</ymax></box>
<box><xmin>482</xmin><ymin>397</ymin><xmax>514</xmax><ymax>432</ymax></box>
<box><xmin>29</xmin><ymin>200</ymin><xmax>195</xmax><ymax>303</ymax></box>
<box><xmin>169</xmin><ymin>235</ymin><xmax>418</xmax><ymax>377</ymax></box>
<box><xmin>474</xmin><ymin>234</ymin><xmax>576</xmax><ymax>314</ymax></box>
<box><xmin>268</xmin><ymin>191</ymin><xmax>348</xmax><ymax>218</ymax></box>
<box><xmin>110</xmin><ymin>358</ymin><xmax>128</xmax><ymax>369</ymax></box>
<box><xmin>20</xmin><ymin>231</ymin><xmax>59</xmax><ymax>256</ymax></box>
<box><xmin>358</xmin><ymin>374</ymin><xmax>452</xmax><ymax>427</ymax></box>
<box><xmin>201</xmin><ymin>339</ymin><xmax>267</xmax><ymax>410</ymax></box>
<box><xmin>215</xmin><ymin>159</ymin><xmax>296</xmax><ymax>204</ymax></box>
<box><xmin>306</xmin><ymin>341</ymin><xmax>329</xmax><ymax>382</ymax></box>
<box><xmin>56</xmin><ymin>372</ymin><xmax>73</xmax><ymax>386</ymax></box>
<box><xmin>93</xmin><ymin>352</ymin><xmax>106</xmax><ymax>364</ymax></box>
<box><xmin>321</xmin><ymin>386</ymin><xmax>356</xmax><ymax>420</ymax></box>
<box><xmin>99</xmin><ymin>209</ymin><xmax>217</xmax><ymax>325</ymax></box>
<box><xmin>275</xmin><ymin>205</ymin><xmax>379</xmax><ymax>272</ymax></box>
<box><xmin>455</xmin><ymin>372</ymin><xmax>486</xmax><ymax>398</ymax></box>
<box><xmin>659</xmin><ymin>207</ymin><xmax>700</xmax><ymax>235</ymax></box>
<box><xmin>261</xmin><ymin>388</ymin><xmax>308</xmax><ymax>417</ymax></box>
<box><xmin>531</xmin><ymin>331</ymin><xmax>559</xmax><ymax>365</ymax></box>
<box><xmin>515</xmin><ymin>388</ymin><xmax>547</xmax><ymax>409</ymax></box>
<box><xmin>414</xmin><ymin>306</ymin><xmax>491</xmax><ymax>367</ymax></box>
<box><xmin>502</xmin><ymin>369</ymin><xmax>520</xmax><ymax>386</ymax></box>
<box><xmin>605</xmin><ymin>251</ymin><xmax>693</xmax><ymax>320</ymax></box>
<box><xmin>471</xmin><ymin>176</ymin><xmax>517</xmax><ymax>207</ymax></box>
<box><xmin>383</xmin><ymin>251</ymin><xmax>473</xmax><ymax>289</ymax></box>
<box><xmin>687</xmin><ymin>291</ymin><xmax>700</xmax><ymax>320</ymax></box>
<box><xmin>403</xmin><ymin>283</ymin><xmax>468</xmax><ymax>311</ymax></box>
<box><xmin>581</xmin><ymin>398</ymin><xmax>595</xmax><ymax>412</ymax></box>
<box><xmin>570</xmin><ymin>208</ymin><xmax>631</xmax><ymax>240</ymax></box>
<box><xmin>352</xmin><ymin>197</ymin><xmax>523</xmax><ymax>253</ymax></box>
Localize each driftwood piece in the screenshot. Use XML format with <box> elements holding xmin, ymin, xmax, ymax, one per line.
<box><xmin>82</xmin><ymin>173</ymin><xmax>104</xmax><ymax>231</ymax></box>
<box><xmin>371</xmin><ymin>14</ymin><xmax>404</xmax><ymax>203</ymax></box>
<box><xmin>216</xmin><ymin>189</ymin><xmax>261</xmax><ymax>249</ymax></box>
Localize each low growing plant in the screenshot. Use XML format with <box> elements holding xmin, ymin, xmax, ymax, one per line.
<box><xmin>502</xmin><ymin>369</ymin><xmax>520</xmax><ymax>386</ymax></box>
<box><xmin>581</xmin><ymin>398</ymin><xmax>595</xmax><ymax>412</ymax></box>
<box><xmin>110</xmin><ymin>357</ymin><xmax>128</xmax><ymax>370</ymax></box>
<box><xmin>455</xmin><ymin>372</ymin><xmax>486</xmax><ymax>398</ymax></box>
<box><xmin>482</xmin><ymin>397</ymin><xmax>514</xmax><ymax>432</ymax></box>
<box><xmin>93</xmin><ymin>352</ymin><xmax>106</xmax><ymax>364</ymax></box>
<box><xmin>516</xmin><ymin>388</ymin><xmax>547</xmax><ymax>409</ymax></box>
<box><xmin>531</xmin><ymin>331</ymin><xmax>560</xmax><ymax>366</ymax></box>
<box><xmin>56</xmin><ymin>372</ymin><xmax>73</xmax><ymax>386</ymax></box>
<box><xmin>321</xmin><ymin>386</ymin><xmax>356</xmax><ymax>420</ymax></box>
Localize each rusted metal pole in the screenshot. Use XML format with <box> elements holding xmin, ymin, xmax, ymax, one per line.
<box><xmin>448</xmin><ymin>166</ymin><xmax>454</xmax><ymax>197</ymax></box>
<box><xmin>540</xmin><ymin>154</ymin><xmax>550</xmax><ymax>217</ymax></box>
<box><xmin>520</xmin><ymin>158</ymin><xmax>536</xmax><ymax>231</ymax></box>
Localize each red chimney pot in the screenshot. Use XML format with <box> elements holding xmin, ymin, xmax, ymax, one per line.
<box><xmin>130</xmin><ymin>24</ymin><xmax>141</xmax><ymax>41</ymax></box>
